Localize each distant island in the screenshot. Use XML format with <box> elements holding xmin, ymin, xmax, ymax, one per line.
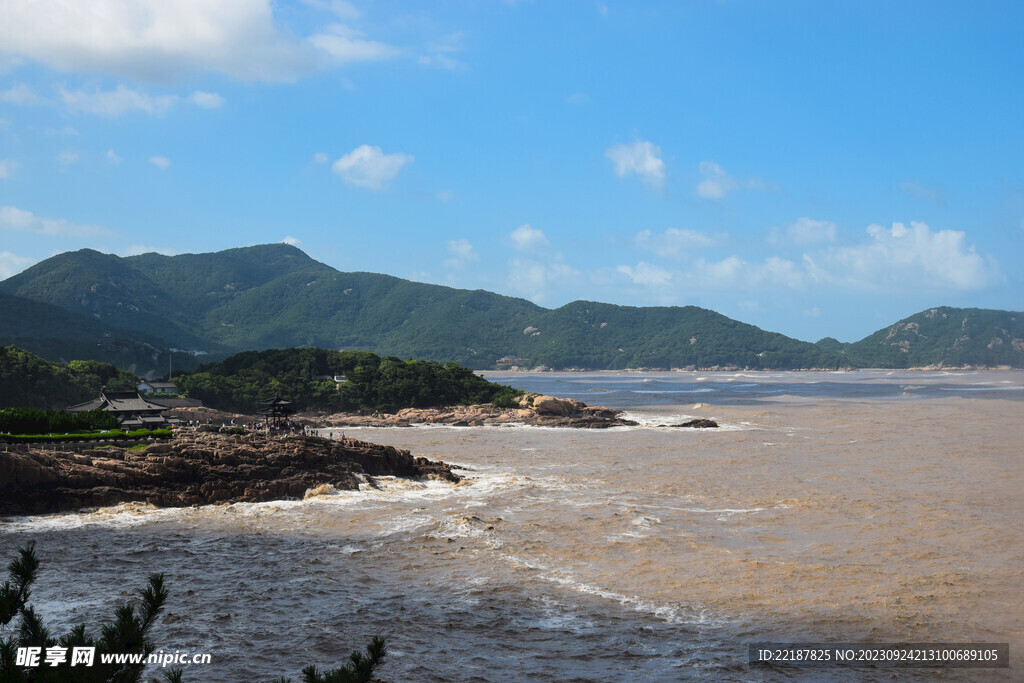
<box><xmin>1</xmin><ymin>244</ymin><xmax>1021</xmax><ymax>374</ymax></box>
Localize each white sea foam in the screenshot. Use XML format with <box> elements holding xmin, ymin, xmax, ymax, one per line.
<box><xmin>1</xmin><ymin>502</ymin><xmax>179</xmax><ymax>532</ymax></box>
<box><xmin>538</xmin><ymin>571</ymin><xmax>720</xmax><ymax>626</ymax></box>
<box><xmin>632</xmin><ymin>388</ymin><xmax>713</xmax><ymax>394</ymax></box>
<box><xmin>1</xmin><ymin>470</ymin><xmax>521</xmax><ymax>533</ymax></box>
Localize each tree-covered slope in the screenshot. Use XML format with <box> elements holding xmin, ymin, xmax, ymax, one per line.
<box><xmin>2</xmin><ymin>245</ymin><xmax>1020</xmax><ymax>369</ymax></box>
<box><xmin>0</xmin><ymin>289</ymin><xmax>137</xmax><ymax>342</ymax></box>
<box><xmin>506</xmin><ymin>301</ymin><xmax>843</xmax><ymax>369</ymax></box>
<box><xmin>126</xmin><ymin>243</ymin><xmax>335</xmax><ymax>319</ymax></box>
<box><xmin>0</xmin><ymin>346</ymin><xmax>138</xmax><ymax>409</ymax></box>
<box><xmin>844</xmin><ymin>307</ymin><xmax>1024</xmax><ymax>368</ymax></box>
<box><xmin>0</xmin><ymin>291</ymin><xmax>201</xmax><ymax>377</ymax></box>
<box><xmin>0</xmin><ymin>249</ymin><xmax>215</xmax><ymax>350</ymax></box>
<box><xmin>174</xmin><ymin>347</ymin><xmax>521</xmax><ymax>413</ymax></box>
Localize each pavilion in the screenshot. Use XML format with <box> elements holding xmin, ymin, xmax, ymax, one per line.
<box><xmin>258</xmin><ymin>394</ymin><xmax>297</xmax><ymax>428</ymax></box>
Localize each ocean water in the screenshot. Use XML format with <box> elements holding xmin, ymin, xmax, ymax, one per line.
<box><xmin>2</xmin><ymin>371</ymin><xmax>1021</xmax><ymax>681</ymax></box>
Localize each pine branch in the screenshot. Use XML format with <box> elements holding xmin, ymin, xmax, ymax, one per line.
<box><xmin>17</xmin><ymin>605</ymin><xmax>52</xmax><ymax>649</ymax></box>
<box><xmin>0</xmin><ymin>543</ymin><xmax>38</xmax><ymax>627</ymax></box>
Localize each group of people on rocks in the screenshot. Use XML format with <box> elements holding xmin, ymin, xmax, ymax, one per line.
<box><xmin>240</xmin><ymin>419</ymin><xmax>321</xmax><ymax>436</ymax></box>
<box><xmin>173</xmin><ymin>416</ymin><xmax>346</xmax><ymax>440</ymax></box>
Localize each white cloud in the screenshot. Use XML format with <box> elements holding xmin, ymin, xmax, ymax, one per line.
<box><xmin>806</xmin><ymin>221</ymin><xmax>1000</xmax><ymax>291</ymax></box>
<box><xmin>606</xmin><ymin>140</ymin><xmax>665</xmax><ymax>188</ymax></box>
<box><xmin>696</xmin><ymin>161</ymin><xmax>771</xmax><ymax>200</ymax></box>
<box><xmin>0</xmin><ymin>160</ymin><xmax>18</xmax><ymax>179</ymax></box>
<box><xmin>189</xmin><ymin>91</ymin><xmax>225</xmax><ymax>109</ymax></box>
<box><xmin>507</xmin><ymin>258</ymin><xmax>579</xmax><ymax>303</ymax></box>
<box><xmin>437</xmin><ymin>190</ymin><xmax>455</xmax><ymax>203</ymax></box>
<box><xmin>0</xmin><ymin>251</ymin><xmax>34</xmax><ymax>279</ymax></box>
<box><xmin>691</xmin><ymin>255</ymin><xmax>804</xmax><ymax>289</ymax></box>
<box><xmin>694</xmin><ymin>255</ymin><xmax>744</xmax><ymax>283</ymax></box>
<box><xmin>44</xmin><ymin>126</ymin><xmax>79</xmax><ymax>136</ymax></box>
<box><xmin>310</xmin><ymin>23</ymin><xmax>401</xmax><ymax>65</ymax></box>
<box><xmin>787</xmin><ymin>217</ymin><xmax>836</xmax><ymax>245</ymax></box>
<box><xmin>416</xmin><ymin>32</ymin><xmax>467</xmax><ymax>71</ymax></box>
<box><xmin>565</xmin><ymin>92</ymin><xmax>588</xmax><ymax>105</ymax></box>
<box><xmin>416</xmin><ymin>53</ymin><xmax>463</xmax><ymax>70</ymax></box>
<box><xmin>0</xmin><ymin>206</ymin><xmax>110</xmax><ymax>237</ymax></box>
<box><xmin>58</xmin><ymin>150</ymin><xmax>80</xmax><ymax>169</ymax></box>
<box><xmin>445</xmin><ymin>238</ymin><xmax>478</xmax><ymax>268</ymax></box>
<box><xmin>509</xmin><ymin>224</ymin><xmax>549</xmax><ymax>251</ymax></box>
<box><xmin>617</xmin><ymin>262</ymin><xmax>673</xmax><ymax>287</ymax></box>
<box><xmin>626</xmin><ymin>221</ymin><xmax>1000</xmax><ymax>295</ymax></box>
<box><xmin>696</xmin><ymin>161</ymin><xmax>735</xmax><ymax>199</ymax></box>
<box><xmin>899</xmin><ymin>180</ymin><xmax>944</xmax><ymax>206</ymax></box>
<box><xmin>4</xmin><ymin>82</ymin><xmax>222</xmax><ymax>117</ymax></box>
<box><xmin>311</xmin><ymin>152</ymin><xmax>329</xmax><ymax>164</ymax></box>
<box><xmin>332</xmin><ymin>144</ymin><xmax>413</xmax><ymax>190</ymax></box>
<box><xmin>301</xmin><ymin>0</ymin><xmax>362</xmax><ymax>21</ymax></box>
<box><xmin>149</xmin><ymin>156</ymin><xmax>171</xmax><ymax>169</ymax></box>
<box><xmin>61</xmin><ymin>86</ymin><xmax>178</xmax><ymax>116</ymax></box>
<box><xmin>106</xmin><ymin>148</ymin><xmax>123</xmax><ymax>165</ymax></box>
<box><xmin>0</xmin><ymin>83</ymin><xmax>47</xmax><ymax>105</ymax></box>
<box><xmin>0</xmin><ymin>0</ymin><xmax>316</xmax><ymax>83</ymax></box>
<box><xmin>281</xmin><ymin>235</ymin><xmax>301</xmax><ymax>246</ymax></box>
<box><xmin>635</xmin><ymin>228</ymin><xmax>718</xmax><ymax>257</ymax></box>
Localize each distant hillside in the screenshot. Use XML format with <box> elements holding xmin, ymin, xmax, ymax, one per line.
<box><xmin>842</xmin><ymin>307</ymin><xmax>1024</xmax><ymax>368</ymax></box>
<box><xmin>0</xmin><ymin>290</ymin><xmax>201</xmax><ymax>378</ymax></box>
<box><xmin>0</xmin><ymin>346</ymin><xmax>137</xmax><ymax>409</ymax></box>
<box><xmin>1</xmin><ymin>245</ymin><xmax>1020</xmax><ymax>369</ymax></box>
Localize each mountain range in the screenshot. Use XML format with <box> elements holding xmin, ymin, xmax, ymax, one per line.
<box><xmin>1</xmin><ymin>244</ymin><xmax>1021</xmax><ymax>375</ymax></box>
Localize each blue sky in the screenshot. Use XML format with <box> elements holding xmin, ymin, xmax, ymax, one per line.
<box><xmin>1</xmin><ymin>0</ymin><xmax>1021</xmax><ymax>343</ymax></box>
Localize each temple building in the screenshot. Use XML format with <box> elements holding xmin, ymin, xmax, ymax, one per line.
<box><xmin>67</xmin><ymin>389</ymin><xmax>174</xmax><ymax>430</ymax></box>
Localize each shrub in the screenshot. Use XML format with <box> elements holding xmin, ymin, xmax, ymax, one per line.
<box><xmin>0</xmin><ymin>408</ymin><xmax>117</xmax><ymax>435</ymax></box>
<box><xmin>0</xmin><ymin>428</ymin><xmax>172</xmax><ymax>443</ymax></box>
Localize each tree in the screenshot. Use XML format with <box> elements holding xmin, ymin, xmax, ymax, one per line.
<box><xmin>0</xmin><ymin>545</ymin><xmax>388</xmax><ymax>682</ymax></box>
<box><xmin>272</xmin><ymin>637</ymin><xmax>387</xmax><ymax>683</ymax></box>
<box><xmin>0</xmin><ymin>542</ymin><xmax>177</xmax><ymax>682</ymax></box>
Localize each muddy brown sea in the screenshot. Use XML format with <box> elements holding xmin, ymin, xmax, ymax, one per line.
<box><xmin>3</xmin><ymin>371</ymin><xmax>1021</xmax><ymax>681</ymax></box>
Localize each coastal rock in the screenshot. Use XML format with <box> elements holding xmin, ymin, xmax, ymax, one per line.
<box><xmin>326</xmin><ymin>395</ymin><xmax>638</xmax><ymax>429</ymax></box>
<box><xmin>0</xmin><ymin>431</ymin><xmax>459</xmax><ymax>516</ymax></box>
<box><xmin>532</xmin><ymin>395</ymin><xmax>582</xmax><ymax>416</ymax></box>
<box><xmin>671</xmin><ymin>418</ymin><xmax>719</xmax><ymax>429</ymax></box>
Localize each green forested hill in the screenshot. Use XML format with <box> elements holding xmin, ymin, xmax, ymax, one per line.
<box><xmin>842</xmin><ymin>307</ymin><xmax>1024</xmax><ymax>368</ymax></box>
<box><xmin>0</xmin><ymin>290</ymin><xmax>200</xmax><ymax>377</ymax></box>
<box><xmin>1</xmin><ymin>245</ymin><xmax>1020</xmax><ymax>369</ymax></box>
<box><xmin>518</xmin><ymin>301</ymin><xmax>840</xmax><ymax>369</ymax></box>
<box><xmin>0</xmin><ymin>244</ymin><xmax>842</xmax><ymax>369</ymax></box>
<box><xmin>0</xmin><ymin>248</ymin><xmax>213</xmax><ymax>350</ymax></box>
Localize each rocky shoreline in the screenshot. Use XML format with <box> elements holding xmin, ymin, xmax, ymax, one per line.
<box><xmin>324</xmin><ymin>394</ymin><xmax>642</xmax><ymax>429</ymax></box>
<box><xmin>0</xmin><ymin>430</ymin><xmax>459</xmax><ymax>516</ymax></box>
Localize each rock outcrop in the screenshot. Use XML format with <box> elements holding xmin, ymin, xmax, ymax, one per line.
<box><xmin>670</xmin><ymin>418</ymin><xmax>719</xmax><ymax>429</ymax></box>
<box><xmin>326</xmin><ymin>394</ymin><xmax>637</xmax><ymax>429</ymax></box>
<box><xmin>0</xmin><ymin>431</ymin><xmax>459</xmax><ymax>516</ymax></box>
